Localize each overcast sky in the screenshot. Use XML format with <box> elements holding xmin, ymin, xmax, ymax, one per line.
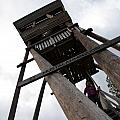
<box><xmin>0</xmin><ymin>0</ymin><xmax>120</xmax><ymax>120</ymax></box>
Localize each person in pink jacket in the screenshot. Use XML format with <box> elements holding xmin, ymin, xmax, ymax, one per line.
<box><xmin>84</xmin><ymin>80</ymin><xmax>103</xmax><ymax>109</ymax></box>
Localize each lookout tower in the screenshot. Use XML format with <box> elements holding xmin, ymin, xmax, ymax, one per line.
<box><xmin>8</xmin><ymin>0</ymin><xmax>120</xmax><ymax>120</ymax></box>
<box><xmin>13</xmin><ymin>0</ymin><xmax>98</xmax><ymax>84</ymax></box>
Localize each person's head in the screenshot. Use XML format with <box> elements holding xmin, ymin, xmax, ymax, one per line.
<box><xmin>86</xmin><ymin>80</ymin><xmax>93</xmax><ymax>86</ymax></box>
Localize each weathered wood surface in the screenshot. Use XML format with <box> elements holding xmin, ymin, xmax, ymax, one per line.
<box><xmin>30</xmin><ymin>49</ymin><xmax>112</xmax><ymax>120</ymax></box>
<box><xmin>73</xmin><ymin>28</ymin><xmax>120</xmax><ymax>91</ymax></box>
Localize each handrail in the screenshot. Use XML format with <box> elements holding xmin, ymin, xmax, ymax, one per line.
<box><xmin>100</xmin><ymin>90</ymin><xmax>120</xmax><ymax>106</ymax></box>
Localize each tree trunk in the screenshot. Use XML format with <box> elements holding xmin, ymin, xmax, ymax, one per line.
<box><xmin>30</xmin><ymin>49</ymin><xmax>112</xmax><ymax>120</ymax></box>
<box><xmin>73</xmin><ymin>28</ymin><xmax>120</xmax><ymax>91</ymax></box>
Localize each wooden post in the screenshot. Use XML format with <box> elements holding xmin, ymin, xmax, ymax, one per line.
<box><xmin>30</xmin><ymin>49</ymin><xmax>112</xmax><ymax>120</ymax></box>
<box><xmin>72</xmin><ymin>28</ymin><xmax>120</xmax><ymax>91</ymax></box>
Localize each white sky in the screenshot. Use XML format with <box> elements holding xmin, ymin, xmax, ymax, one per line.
<box><xmin>0</xmin><ymin>0</ymin><xmax>120</xmax><ymax>120</ymax></box>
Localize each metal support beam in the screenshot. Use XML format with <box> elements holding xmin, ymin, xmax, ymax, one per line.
<box><xmin>33</xmin><ymin>79</ymin><xmax>46</xmax><ymax>120</ymax></box>
<box><xmin>88</xmin><ymin>32</ymin><xmax>120</xmax><ymax>51</ymax></box>
<box><xmin>17</xmin><ymin>36</ymin><xmax>120</xmax><ymax>87</ymax></box>
<box><xmin>8</xmin><ymin>48</ymin><xmax>30</xmax><ymax>120</ymax></box>
<box><xmin>17</xmin><ymin>58</ymin><xmax>34</xmax><ymax>68</ymax></box>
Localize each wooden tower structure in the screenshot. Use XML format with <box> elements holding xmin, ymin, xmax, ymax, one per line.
<box><xmin>8</xmin><ymin>0</ymin><xmax>120</xmax><ymax>120</ymax></box>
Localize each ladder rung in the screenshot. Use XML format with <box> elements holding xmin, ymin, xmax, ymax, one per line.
<box><xmin>17</xmin><ymin>58</ymin><xmax>34</xmax><ymax>68</ymax></box>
